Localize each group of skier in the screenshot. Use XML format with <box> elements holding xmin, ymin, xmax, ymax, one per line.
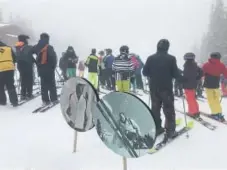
<box><xmin>1</xmin><ymin>34</ymin><xmax>227</xmax><ymax>142</ymax></box>
<box><xmin>0</xmin><ymin>33</ymin><xmax>58</xmax><ymax>107</ymax></box>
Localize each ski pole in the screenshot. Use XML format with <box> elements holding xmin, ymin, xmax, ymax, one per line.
<box><xmin>182</xmin><ymin>95</ymin><xmax>189</xmax><ymax>138</ymax></box>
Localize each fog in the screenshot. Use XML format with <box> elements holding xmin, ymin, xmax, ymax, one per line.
<box><xmin>1</xmin><ymin>0</ymin><xmax>214</xmax><ymax>66</ymax></box>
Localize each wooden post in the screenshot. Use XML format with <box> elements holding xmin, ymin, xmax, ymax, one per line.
<box><xmin>123</xmin><ymin>157</ymin><xmax>127</xmax><ymax>170</ymax></box>
<box><xmin>73</xmin><ymin>130</ymin><xmax>78</xmax><ymax>153</ymax></box>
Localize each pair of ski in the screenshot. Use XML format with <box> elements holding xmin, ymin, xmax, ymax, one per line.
<box><xmin>32</xmin><ymin>101</ymin><xmax>60</xmax><ymax>113</ymax></box>
<box><xmin>175</xmin><ymin>109</ymin><xmax>217</xmax><ymax>130</ymax></box>
<box><xmin>148</xmin><ymin>118</ymin><xmax>194</xmax><ymax>154</ymax></box>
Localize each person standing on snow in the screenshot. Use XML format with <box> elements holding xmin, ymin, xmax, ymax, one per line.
<box><xmin>85</xmin><ymin>49</ymin><xmax>99</xmax><ymax>89</ymax></box>
<box><xmin>143</xmin><ymin>39</ymin><xmax>182</xmax><ymax>141</ymax></box>
<box><xmin>104</xmin><ymin>49</ymin><xmax>115</xmax><ymax>90</ymax></box>
<box><xmin>135</xmin><ymin>55</ymin><xmax>144</xmax><ymax>91</ymax></box>
<box><xmin>15</xmin><ymin>34</ymin><xmax>35</xmax><ymax>100</ymax></box>
<box><xmin>63</xmin><ymin>46</ymin><xmax>78</xmax><ymax>78</ymax></box>
<box><xmin>78</xmin><ymin>60</ymin><xmax>85</xmax><ymax>78</ymax></box>
<box><xmin>0</xmin><ymin>40</ymin><xmax>18</xmax><ymax>106</ymax></box>
<box><xmin>112</xmin><ymin>45</ymin><xmax>134</xmax><ymax>92</ymax></box>
<box><xmin>202</xmin><ymin>52</ymin><xmax>227</xmax><ymax>122</ymax></box>
<box><xmin>98</xmin><ymin>50</ymin><xmax>106</xmax><ymax>88</ymax></box>
<box><xmin>129</xmin><ymin>53</ymin><xmax>140</xmax><ymax>93</ymax></box>
<box><xmin>59</xmin><ymin>52</ymin><xmax>67</xmax><ymax>81</ymax></box>
<box><xmin>33</xmin><ymin>33</ymin><xmax>58</xmax><ymax>105</ymax></box>
<box><xmin>182</xmin><ymin>53</ymin><xmax>203</xmax><ymax>118</ymax></box>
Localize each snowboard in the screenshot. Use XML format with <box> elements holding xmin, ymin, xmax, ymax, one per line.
<box><xmin>148</xmin><ymin>122</ymin><xmax>193</xmax><ymax>154</ymax></box>
<box><xmin>175</xmin><ymin>109</ymin><xmax>217</xmax><ymax>130</ymax></box>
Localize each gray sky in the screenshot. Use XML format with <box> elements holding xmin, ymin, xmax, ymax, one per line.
<box><xmin>1</xmin><ymin>0</ymin><xmax>214</xmax><ymax>66</ymax></box>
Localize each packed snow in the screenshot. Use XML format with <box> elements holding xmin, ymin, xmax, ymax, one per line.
<box><xmin>0</xmin><ymin>70</ymin><xmax>227</xmax><ymax>170</ymax></box>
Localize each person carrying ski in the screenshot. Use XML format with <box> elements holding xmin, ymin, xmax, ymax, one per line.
<box><xmin>202</xmin><ymin>52</ymin><xmax>227</xmax><ymax>121</ymax></box>
<box><xmin>112</xmin><ymin>45</ymin><xmax>134</xmax><ymax>92</ymax></box>
<box><xmin>85</xmin><ymin>49</ymin><xmax>99</xmax><ymax>89</ymax></box>
<box><xmin>104</xmin><ymin>48</ymin><xmax>115</xmax><ymax>90</ymax></box>
<box><xmin>0</xmin><ymin>40</ymin><xmax>18</xmax><ymax>106</ymax></box>
<box><xmin>143</xmin><ymin>39</ymin><xmax>182</xmax><ymax>140</ymax></box>
<box><xmin>182</xmin><ymin>53</ymin><xmax>203</xmax><ymax>118</ymax></box>
<box><xmin>63</xmin><ymin>46</ymin><xmax>78</xmax><ymax>78</ymax></box>
<box><xmin>33</xmin><ymin>33</ymin><xmax>58</xmax><ymax>105</ymax></box>
<box><xmin>15</xmin><ymin>34</ymin><xmax>35</xmax><ymax>100</ymax></box>
<box><xmin>78</xmin><ymin>60</ymin><xmax>85</xmax><ymax>78</ymax></box>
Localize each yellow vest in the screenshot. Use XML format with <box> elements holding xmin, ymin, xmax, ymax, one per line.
<box><xmin>0</xmin><ymin>46</ymin><xmax>15</xmax><ymax>72</ymax></box>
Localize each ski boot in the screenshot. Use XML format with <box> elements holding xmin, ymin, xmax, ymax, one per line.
<box><xmin>188</xmin><ymin>112</ymin><xmax>201</xmax><ymax>120</ymax></box>
<box><xmin>210</xmin><ymin>113</ymin><xmax>226</xmax><ymax>122</ymax></box>
<box><xmin>161</xmin><ymin>130</ymin><xmax>178</xmax><ymax>144</ymax></box>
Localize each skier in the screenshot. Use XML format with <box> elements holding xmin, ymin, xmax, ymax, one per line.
<box><xmin>98</xmin><ymin>50</ymin><xmax>106</xmax><ymax>87</ymax></box>
<box><xmin>129</xmin><ymin>53</ymin><xmax>139</xmax><ymax>93</ymax></box>
<box><xmin>85</xmin><ymin>49</ymin><xmax>99</xmax><ymax>89</ymax></box>
<box><xmin>182</xmin><ymin>53</ymin><xmax>203</xmax><ymax>118</ymax></box>
<box><xmin>0</xmin><ymin>40</ymin><xmax>18</xmax><ymax>106</ymax></box>
<box><xmin>112</xmin><ymin>46</ymin><xmax>135</xmax><ymax>92</ymax></box>
<box><xmin>143</xmin><ymin>39</ymin><xmax>182</xmax><ymax>140</ymax></box>
<box><xmin>15</xmin><ymin>34</ymin><xmax>35</xmax><ymax>100</ymax></box>
<box><xmin>196</xmin><ymin>63</ymin><xmax>204</xmax><ymax>98</ymax></box>
<box><xmin>63</xmin><ymin>46</ymin><xmax>78</xmax><ymax>78</ymax></box>
<box><xmin>174</xmin><ymin>68</ymin><xmax>183</xmax><ymax>97</ymax></box>
<box><xmin>220</xmin><ymin>74</ymin><xmax>227</xmax><ymax>97</ymax></box>
<box><xmin>59</xmin><ymin>52</ymin><xmax>68</xmax><ymax>81</ymax></box>
<box><xmin>104</xmin><ymin>49</ymin><xmax>115</xmax><ymax>90</ymax></box>
<box><xmin>135</xmin><ymin>55</ymin><xmax>144</xmax><ymax>90</ymax></box>
<box><xmin>33</xmin><ymin>33</ymin><xmax>58</xmax><ymax>105</ymax></box>
<box><xmin>78</xmin><ymin>60</ymin><xmax>85</xmax><ymax>78</ymax></box>
<box><xmin>202</xmin><ymin>52</ymin><xmax>227</xmax><ymax>121</ymax></box>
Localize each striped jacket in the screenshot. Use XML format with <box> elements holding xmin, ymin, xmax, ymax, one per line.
<box><xmin>112</xmin><ymin>53</ymin><xmax>135</xmax><ymax>81</ymax></box>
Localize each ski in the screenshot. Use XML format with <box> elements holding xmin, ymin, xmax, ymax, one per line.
<box><xmin>32</xmin><ymin>105</ymin><xmax>49</xmax><ymax>113</ymax></box>
<box><xmin>149</xmin><ymin>125</ymin><xmax>193</xmax><ymax>154</ymax></box>
<box><xmin>39</xmin><ymin>101</ymin><xmax>60</xmax><ymax>113</ymax></box>
<box><xmin>199</xmin><ymin>112</ymin><xmax>227</xmax><ymax>125</ymax></box>
<box><xmin>175</xmin><ymin>109</ymin><xmax>217</xmax><ymax>130</ymax></box>
<box><xmin>18</xmin><ymin>94</ymin><xmax>40</xmax><ymax>106</ymax></box>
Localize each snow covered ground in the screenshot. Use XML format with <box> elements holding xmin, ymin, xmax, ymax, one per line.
<box><xmin>1</xmin><ymin>71</ymin><xmax>227</xmax><ymax>169</ymax></box>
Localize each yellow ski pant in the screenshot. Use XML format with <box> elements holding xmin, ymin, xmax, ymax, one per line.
<box><xmin>88</xmin><ymin>72</ymin><xmax>98</xmax><ymax>89</ymax></box>
<box><xmin>205</xmin><ymin>88</ymin><xmax>222</xmax><ymax>114</ymax></box>
<box><xmin>116</xmin><ymin>80</ymin><xmax>130</xmax><ymax>92</ymax></box>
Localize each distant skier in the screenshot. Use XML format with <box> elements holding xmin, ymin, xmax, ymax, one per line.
<box><xmin>174</xmin><ymin>68</ymin><xmax>183</xmax><ymax>97</ymax></box>
<box><xmin>98</xmin><ymin>50</ymin><xmax>106</xmax><ymax>87</ymax></box>
<box><xmin>85</xmin><ymin>49</ymin><xmax>99</xmax><ymax>89</ymax></box>
<box><xmin>143</xmin><ymin>39</ymin><xmax>182</xmax><ymax>141</ymax></box>
<box><xmin>220</xmin><ymin>74</ymin><xmax>227</xmax><ymax>97</ymax></box>
<box><xmin>15</xmin><ymin>34</ymin><xmax>35</xmax><ymax>100</ymax></box>
<box><xmin>78</xmin><ymin>60</ymin><xmax>85</xmax><ymax>78</ymax></box>
<box><xmin>59</xmin><ymin>52</ymin><xmax>67</xmax><ymax>81</ymax></box>
<box><xmin>63</xmin><ymin>46</ymin><xmax>78</xmax><ymax>78</ymax></box>
<box><xmin>0</xmin><ymin>40</ymin><xmax>18</xmax><ymax>106</ymax></box>
<box><xmin>33</xmin><ymin>33</ymin><xmax>58</xmax><ymax>105</ymax></box>
<box><xmin>129</xmin><ymin>53</ymin><xmax>139</xmax><ymax>93</ymax></box>
<box><xmin>112</xmin><ymin>45</ymin><xmax>134</xmax><ymax>92</ymax></box>
<box><xmin>135</xmin><ymin>55</ymin><xmax>144</xmax><ymax>90</ymax></box>
<box><xmin>182</xmin><ymin>53</ymin><xmax>203</xmax><ymax>118</ymax></box>
<box><xmin>104</xmin><ymin>49</ymin><xmax>115</xmax><ymax>90</ymax></box>
<box><xmin>202</xmin><ymin>52</ymin><xmax>227</xmax><ymax>121</ymax></box>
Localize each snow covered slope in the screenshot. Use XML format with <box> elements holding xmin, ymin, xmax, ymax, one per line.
<box><xmin>1</xmin><ymin>76</ymin><xmax>227</xmax><ymax>169</ymax></box>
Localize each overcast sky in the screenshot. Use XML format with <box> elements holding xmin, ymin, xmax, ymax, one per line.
<box><xmin>0</xmin><ymin>0</ymin><xmax>215</xmax><ymax>66</ymax></box>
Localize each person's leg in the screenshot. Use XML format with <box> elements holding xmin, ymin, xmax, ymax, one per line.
<box><xmin>5</xmin><ymin>71</ymin><xmax>18</xmax><ymax>106</ymax></box>
<box><xmin>0</xmin><ymin>72</ymin><xmax>7</xmax><ymax>105</ymax></box>
<box><xmin>40</xmin><ymin>75</ymin><xmax>50</xmax><ymax>104</ymax></box>
<box><xmin>185</xmin><ymin>89</ymin><xmax>199</xmax><ymax>116</ymax></box>
<box><xmin>48</xmin><ymin>71</ymin><xmax>58</xmax><ymax>102</ymax></box>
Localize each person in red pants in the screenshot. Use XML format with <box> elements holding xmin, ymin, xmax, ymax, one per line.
<box><xmin>182</xmin><ymin>53</ymin><xmax>203</xmax><ymax>118</ymax></box>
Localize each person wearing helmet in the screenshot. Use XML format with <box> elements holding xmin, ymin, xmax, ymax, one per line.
<box><xmin>85</xmin><ymin>49</ymin><xmax>99</xmax><ymax>89</ymax></box>
<box><xmin>182</xmin><ymin>53</ymin><xmax>203</xmax><ymax>118</ymax></box>
<box><xmin>15</xmin><ymin>34</ymin><xmax>36</xmax><ymax>100</ymax></box>
<box><xmin>112</xmin><ymin>45</ymin><xmax>134</xmax><ymax>92</ymax></box>
<box><xmin>104</xmin><ymin>48</ymin><xmax>115</xmax><ymax>90</ymax></box>
<box><xmin>143</xmin><ymin>39</ymin><xmax>182</xmax><ymax>141</ymax></box>
<box><xmin>202</xmin><ymin>52</ymin><xmax>227</xmax><ymax>122</ymax></box>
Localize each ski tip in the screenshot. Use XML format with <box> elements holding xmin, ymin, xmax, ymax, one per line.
<box><xmin>176</xmin><ymin>118</ymin><xmax>182</xmax><ymax>125</ymax></box>
<box><xmin>148</xmin><ymin>148</ymin><xmax>157</xmax><ymax>154</ymax></box>
<box><xmin>186</xmin><ymin>121</ymin><xmax>194</xmax><ymax>129</ymax></box>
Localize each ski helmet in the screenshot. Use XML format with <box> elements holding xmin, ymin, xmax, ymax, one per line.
<box><xmin>184</xmin><ymin>52</ymin><xmax>195</xmax><ymax>60</ymax></box>
<box><xmin>119</xmin><ymin>45</ymin><xmax>129</xmax><ymax>54</ymax></box>
<box><xmin>157</xmin><ymin>39</ymin><xmax>170</xmax><ymax>52</ymax></box>
<box><xmin>91</xmin><ymin>48</ymin><xmax>96</xmax><ymax>55</ymax></box>
<box><xmin>98</xmin><ymin>50</ymin><xmax>105</xmax><ymax>56</ymax></box>
<box><xmin>210</xmin><ymin>52</ymin><xmax>221</xmax><ymax>59</ymax></box>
